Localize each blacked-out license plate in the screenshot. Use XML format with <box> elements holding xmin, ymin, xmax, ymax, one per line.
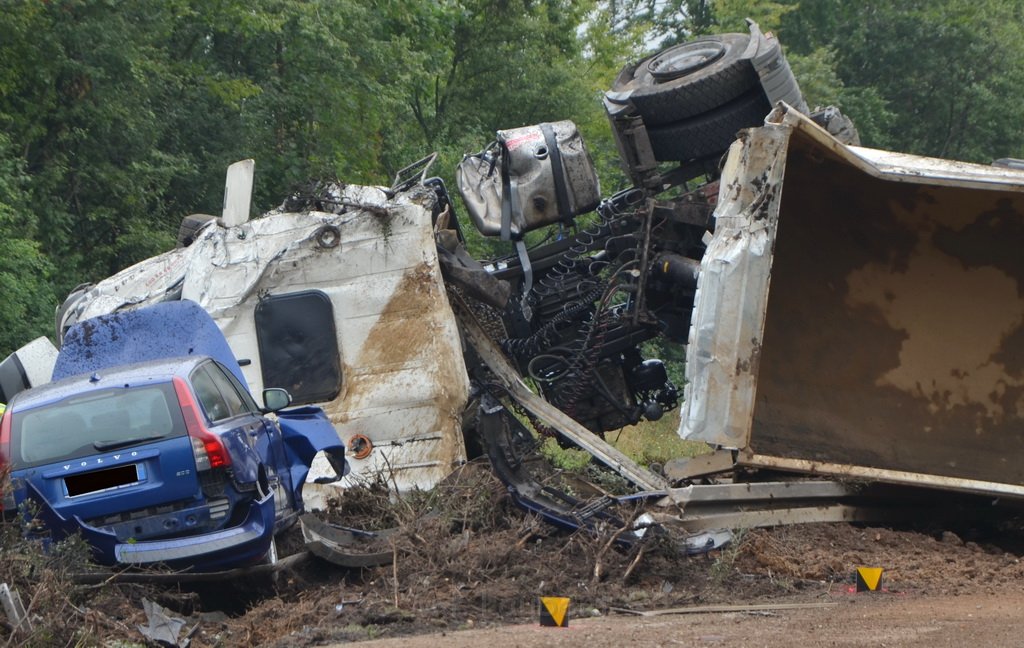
<box><xmin>65</xmin><ymin>464</ymin><xmax>140</xmax><ymax>497</ymax></box>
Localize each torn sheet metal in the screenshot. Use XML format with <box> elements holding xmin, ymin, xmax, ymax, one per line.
<box><xmin>681</xmin><ymin>124</ymin><xmax>790</xmax><ymax>448</ymax></box>
<box><xmin>682</xmin><ymin>104</ymin><xmax>1024</xmax><ymax>497</ymax></box>
<box><xmin>0</xmin><ymin>337</ymin><xmax>58</xmax><ymax>403</ymax></box>
<box><xmin>476</xmin><ymin>393</ymin><xmax>727</xmax><ymax>555</ymax></box>
<box><xmin>299</xmin><ymin>514</ymin><xmax>397</xmax><ymax>568</ymax></box>
<box><xmin>277</xmin><ymin>407</ymin><xmax>350</xmax><ymax>512</ymax></box>
<box><xmin>138</xmin><ymin>598</ymin><xmax>190</xmax><ymax>648</ymax></box>
<box><xmin>63</xmin><ymin>184</ymin><xmax>470</xmax><ymax>493</ymax></box>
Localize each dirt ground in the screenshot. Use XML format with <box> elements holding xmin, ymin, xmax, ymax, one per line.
<box><xmin>353</xmin><ymin>593</ymin><xmax>1024</xmax><ymax>648</ymax></box>
<box><xmin>6</xmin><ymin>463</ymin><xmax>1024</xmax><ymax>646</ymax></box>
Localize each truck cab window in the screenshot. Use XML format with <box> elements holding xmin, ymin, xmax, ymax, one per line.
<box><xmin>255</xmin><ymin>290</ymin><xmax>341</xmax><ymax>405</ymax></box>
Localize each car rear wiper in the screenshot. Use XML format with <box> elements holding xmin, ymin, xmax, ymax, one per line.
<box><xmin>93</xmin><ymin>435</ymin><xmax>165</xmax><ymax>451</ymax></box>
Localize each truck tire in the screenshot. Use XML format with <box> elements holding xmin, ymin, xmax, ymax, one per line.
<box><xmin>646</xmin><ymin>89</ymin><xmax>772</xmax><ymax>162</ymax></box>
<box><xmin>176</xmin><ymin>214</ymin><xmax>218</xmax><ymax>248</ymax></box>
<box><xmin>610</xmin><ymin>33</ymin><xmax>758</xmax><ymax>126</ymax></box>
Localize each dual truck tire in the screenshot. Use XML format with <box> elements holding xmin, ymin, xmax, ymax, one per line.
<box><xmin>609</xmin><ymin>33</ymin><xmax>773</xmax><ymax>163</ymax></box>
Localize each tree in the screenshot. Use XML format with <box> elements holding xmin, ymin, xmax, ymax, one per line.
<box><xmin>779</xmin><ymin>0</ymin><xmax>1024</xmax><ymax>160</ymax></box>
<box><xmin>378</xmin><ymin>1</ymin><xmax>599</xmax><ymax>177</ymax></box>
<box><xmin>0</xmin><ymin>132</ymin><xmax>56</xmax><ymax>356</ymax></box>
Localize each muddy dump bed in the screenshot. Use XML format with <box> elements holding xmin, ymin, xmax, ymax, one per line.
<box><xmin>683</xmin><ymin>106</ymin><xmax>1024</xmax><ymax>497</ymax></box>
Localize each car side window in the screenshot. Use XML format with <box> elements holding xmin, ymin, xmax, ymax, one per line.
<box><xmin>190</xmin><ymin>364</ymin><xmax>232</xmax><ymax>423</ymax></box>
<box><xmin>210</xmin><ymin>362</ymin><xmax>259</xmax><ymax>416</ymax></box>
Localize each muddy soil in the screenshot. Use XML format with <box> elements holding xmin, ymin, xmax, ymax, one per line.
<box><xmin>6</xmin><ymin>463</ymin><xmax>1024</xmax><ymax>646</ymax></box>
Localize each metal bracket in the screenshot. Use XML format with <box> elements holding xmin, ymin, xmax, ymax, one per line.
<box><xmin>662</xmin><ymin>448</ymin><xmax>737</xmax><ymax>482</ymax></box>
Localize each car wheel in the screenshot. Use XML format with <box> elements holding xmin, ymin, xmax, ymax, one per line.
<box><xmin>176</xmin><ymin>214</ymin><xmax>218</xmax><ymax>248</ymax></box>
<box><xmin>256</xmin><ymin>536</ymin><xmax>281</xmax><ymax>588</ymax></box>
<box><xmin>646</xmin><ymin>89</ymin><xmax>772</xmax><ymax>162</ymax></box>
<box><xmin>610</xmin><ymin>33</ymin><xmax>759</xmax><ymax>126</ymax></box>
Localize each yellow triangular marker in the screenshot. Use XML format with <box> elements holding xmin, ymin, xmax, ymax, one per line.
<box><xmin>540</xmin><ymin>597</ymin><xmax>570</xmax><ymax>627</ymax></box>
<box><xmin>856</xmin><ymin>567</ymin><xmax>883</xmax><ymax>592</ymax></box>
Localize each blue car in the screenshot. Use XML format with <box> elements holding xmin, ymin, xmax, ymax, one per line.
<box><xmin>0</xmin><ymin>301</ymin><xmax>346</xmax><ymax>572</ymax></box>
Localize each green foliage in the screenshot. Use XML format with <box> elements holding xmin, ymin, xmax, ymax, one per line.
<box><xmin>1</xmin><ymin>0</ymin><xmax>1023</xmax><ymax>357</ymax></box>
<box><xmin>0</xmin><ymin>238</ymin><xmax>57</xmax><ymax>357</ymax></box>
<box><xmin>539</xmin><ymin>409</ymin><xmax>708</xmax><ymax>473</ymax></box>
<box><xmin>381</xmin><ymin>0</ymin><xmax>601</xmax><ymax>197</ymax></box>
<box><xmin>0</xmin><ymin>1</ymin><xmax>606</xmax><ymax>353</ymax></box>
<box><xmin>602</xmin><ymin>0</ymin><xmax>717</xmax><ymax>49</ymax></box>
<box><xmin>778</xmin><ymin>0</ymin><xmax>1024</xmax><ymax>160</ymax></box>
<box><xmin>712</xmin><ymin>0</ymin><xmax>795</xmax><ymax>33</ymax></box>
<box><xmin>610</xmin><ymin>410</ymin><xmax>710</xmax><ymax>467</ymax></box>
<box><xmin>540</xmin><ymin>437</ymin><xmax>594</xmax><ymax>472</ymax></box>
<box><xmin>0</xmin><ymin>132</ymin><xmax>55</xmax><ymax>356</ymax></box>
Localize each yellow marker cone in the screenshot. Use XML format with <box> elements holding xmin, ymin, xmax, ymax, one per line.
<box><xmin>539</xmin><ymin>596</ymin><xmax>570</xmax><ymax>627</ymax></box>
<box><xmin>855</xmin><ymin>567</ymin><xmax>883</xmax><ymax>592</ymax></box>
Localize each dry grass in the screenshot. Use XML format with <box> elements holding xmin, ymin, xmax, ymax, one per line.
<box><xmin>248</xmin><ymin>462</ymin><xmax>724</xmax><ymax>645</ymax></box>
<box><xmin>0</xmin><ymin>507</ymin><xmax>158</xmax><ymax>647</ymax></box>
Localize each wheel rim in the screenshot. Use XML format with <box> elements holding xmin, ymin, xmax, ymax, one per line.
<box><xmin>265</xmin><ymin>537</ymin><xmax>278</xmax><ymax>566</ymax></box>
<box><xmin>648</xmin><ymin>41</ymin><xmax>726</xmax><ymax>82</ymax></box>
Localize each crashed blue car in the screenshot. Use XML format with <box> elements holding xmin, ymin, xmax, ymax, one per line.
<box><xmin>0</xmin><ymin>300</ymin><xmax>346</xmax><ymax>572</ymax></box>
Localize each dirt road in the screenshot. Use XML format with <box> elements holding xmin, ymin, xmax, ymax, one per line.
<box><xmin>353</xmin><ymin>592</ymin><xmax>1024</xmax><ymax>647</ymax></box>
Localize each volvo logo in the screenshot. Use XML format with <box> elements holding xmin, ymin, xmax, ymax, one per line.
<box><xmin>62</xmin><ymin>450</ymin><xmax>140</xmax><ymax>471</ymax></box>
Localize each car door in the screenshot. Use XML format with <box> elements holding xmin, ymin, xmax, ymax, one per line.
<box><xmin>192</xmin><ymin>361</ymin><xmax>294</xmax><ymax>518</ymax></box>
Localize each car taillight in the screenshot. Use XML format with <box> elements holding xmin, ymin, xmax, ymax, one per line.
<box><xmin>0</xmin><ymin>409</ymin><xmax>10</xmax><ymax>470</ymax></box>
<box><xmin>0</xmin><ymin>410</ymin><xmax>12</xmax><ymax>513</ymax></box>
<box><xmin>173</xmin><ymin>377</ymin><xmax>231</xmax><ymax>470</ymax></box>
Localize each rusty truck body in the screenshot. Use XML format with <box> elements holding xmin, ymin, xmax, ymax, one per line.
<box><xmin>684</xmin><ymin>104</ymin><xmax>1024</xmax><ymax>498</ymax></box>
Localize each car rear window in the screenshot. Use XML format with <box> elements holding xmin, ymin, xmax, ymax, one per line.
<box><xmin>11</xmin><ymin>383</ymin><xmax>185</xmax><ymax>468</ymax></box>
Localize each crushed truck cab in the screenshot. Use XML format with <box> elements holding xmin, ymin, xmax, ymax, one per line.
<box><xmin>58</xmin><ymin>183</ymin><xmax>469</xmax><ymax>495</ymax></box>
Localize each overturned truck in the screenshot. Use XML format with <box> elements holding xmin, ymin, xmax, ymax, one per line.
<box><xmin>8</xmin><ymin>23</ymin><xmax>1024</xmax><ymax>552</ymax></box>
<box><xmin>686</xmin><ymin>104</ymin><xmax>1024</xmax><ymax>499</ymax></box>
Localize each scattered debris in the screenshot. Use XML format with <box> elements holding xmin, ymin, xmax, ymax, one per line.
<box><xmin>299</xmin><ymin>514</ymin><xmax>397</xmax><ymax>568</ymax></box>
<box><xmin>608</xmin><ymin>601</ymin><xmax>838</xmax><ymax>617</ymax></box>
<box><xmin>138</xmin><ymin>598</ymin><xmax>193</xmax><ymax>647</ymax></box>
<box><xmin>0</xmin><ymin>23</ymin><xmax>1021</xmax><ymax>647</ymax></box>
<box><xmin>0</xmin><ymin>583</ymin><xmax>31</xmax><ymax>634</ymax></box>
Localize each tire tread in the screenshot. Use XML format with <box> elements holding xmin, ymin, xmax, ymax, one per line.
<box><xmin>647</xmin><ymin>90</ymin><xmax>772</xmax><ymax>162</ymax></box>
<box><xmin>631</xmin><ymin>62</ymin><xmax>759</xmax><ymax>125</ymax></box>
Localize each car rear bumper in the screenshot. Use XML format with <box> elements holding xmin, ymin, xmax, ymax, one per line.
<box><xmin>80</xmin><ymin>492</ymin><xmax>277</xmax><ymax>571</ymax></box>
